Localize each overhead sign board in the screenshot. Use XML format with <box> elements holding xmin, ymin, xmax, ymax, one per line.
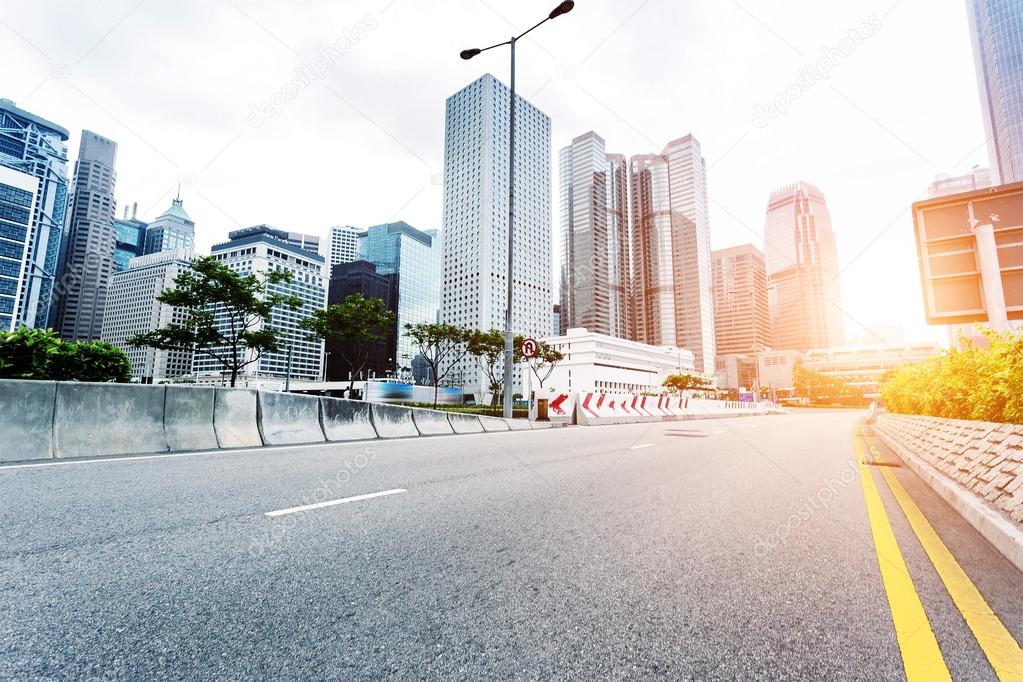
<box><xmin>912</xmin><ymin>181</ymin><xmax>1023</xmax><ymax>324</ymax></box>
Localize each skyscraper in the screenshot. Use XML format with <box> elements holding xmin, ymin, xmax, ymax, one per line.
<box><xmin>441</xmin><ymin>74</ymin><xmax>552</xmax><ymax>397</ymax></box>
<box><xmin>358</xmin><ymin>221</ymin><xmax>440</xmax><ymax>383</ymax></box>
<box><xmin>606</xmin><ymin>153</ymin><xmax>630</xmax><ymax>339</ymax></box>
<box><xmin>101</xmin><ymin>249</ymin><xmax>194</xmax><ymax>381</ymax></box>
<box><xmin>143</xmin><ymin>195</ymin><xmax>194</xmax><ymax>255</ymax></box>
<box><xmin>326</xmin><ymin>259</ymin><xmax>398</xmax><ymax>382</ymax></box>
<box><xmin>52</xmin><ymin>131</ymin><xmax>117</xmax><ymax>341</ymax></box>
<box><xmin>113</xmin><ymin>203</ymin><xmax>147</xmax><ymax>272</ymax></box>
<box><xmin>559</xmin><ymin>131</ymin><xmax>609</xmax><ymax>335</ymax></box>
<box><xmin>712</xmin><ymin>244</ymin><xmax>771</xmax><ymax>356</ymax></box>
<box><xmin>327</xmin><ymin>225</ymin><xmax>360</xmax><ymax>266</ymax></box>
<box><xmin>764</xmin><ymin>181</ymin><xmax>844</xmax><ymax>352</ymax></box>
<box><xmin>629</xmin><ymin>135</ymin><xmax>715</xmax><ymax>375</ymax></box>
<box><xmin>966</xmin><ymin>0</ymin><xmax>1023</xmax><ymax>185</ymax></box>
<box><xmin>0</xmin><ymin>99</ymin><xmax>69</xmax><ymax>330</ymax></box>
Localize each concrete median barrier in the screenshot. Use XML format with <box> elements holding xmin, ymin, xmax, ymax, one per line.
<box><xmin>53</xmin><ymin>382</ymin><xmax>167</xmax><ymax>459</ymax></box>
<box><xmin>478</xmin><ymin>415</ymin><xmax>511</xmax><ymax>432</ymax></box>
<box><xmin>258</xmin><ymin>391</ymin><xmax>326</xmax><ymax>445</ymax></box>
<box><xmin>506</xmin><ymin>418</ymin><xmax>531</xmax><ymax>431</ymax></box>
<box><xmin>412</xmin><ymin>408</ymin><xmax>455</xmax><ymax>436</ymax></box>
<box><xmin>371</xmin><ymin>402</ymin><xmax>419</xmax><ymax>438</ymax></box>
<box><xmin>448</xmin><ymin>412</ymin><xmax>484</xmax><ymax>433</ymax></box>
<box><xmin>0</xmin><ymin>379</ymin><xmax>56</xmax><ymax>462</ymax></box>
<box><xmin>528</xmin><ymin>420</ymin><xmax>552</xmax><ymax>429</ymax></box>
<box><xmin>214</xmin><ymin>388</ymin><xmax>263</xmax><ymax>448</ymax></box>
<box><xmin>321</xmin><ymin>398</ymin><xmax>377</xmax><ymax>441</ymax></box>
<box><xmin>164</xmin><ymin>386</ymin><xmax>219</xmax><ymax>452</ymax></box>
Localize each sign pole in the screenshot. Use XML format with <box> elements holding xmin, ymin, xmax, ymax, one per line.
<box><xmin>968</xmin><ymin>201</ymin><xmax>1009</xmax><ymax>331</ymax></box>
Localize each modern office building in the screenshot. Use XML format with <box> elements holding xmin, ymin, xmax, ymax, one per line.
<box><xmin>0</xmin><ymin>99</ymin><xmax>69</xmax><ymax>330</ymax></box>
<box><xmin>928</xmin><ymin>166</ymin><xmax>992</xmax><ymax>197</ymax></box>
<box><xmin>143</xmin><ymin>194</ymin><xmax>194</xmax><ymax>255</ymax></box>
<box><xmin>226</xmin><ymin>224</ymin><xmax>320</xmax><ymax>256</ymax></box>
<box><xmin>540</xmin><ymin>327</ymin><xmax>696</xmax><ymax>395</ymax></box>
<box><xmin>712</xmin><ymin>244</ymin><xmax>771</xmax><ymax>357</ymax></box>
<box><xmin>763</xmin><ymin>181</ymin><xmax>844</xmax><ymax>352</ymax></box>
<box><xmin>192</xmin><ymin>226</ymin><xmax>327</xmax><ymax>384</ymax></box>
<box><xmin>440</xmin><ymin>74</ymin><xmax>552</xmax><ymax>397</ymax></box>
<box><xmin>325</xmin><ymin>259</ymin><xmax>398</xmax><ymax>382</ymax></box>
<box><xmin>552</xmin><ymin>304</ymin><xmax>561</xmax><ymax>337</ymax></box>
<box><xmin>629</xmin><ymin>134</ymin><xmax>715</xmax><ymax>375</ymax></box>
<box><xmin>606</xmin><ymin>152</ymin><xmax>630</xmax><ymax>339</ymax></box>
<box><xmin>966</xmin><ymin>0</ymin><xmax>1023</xmax><ymax>185</ymax></box>
<box><xmin>327</xmin><ymin>225</ymin><xmax>360</xmax><ymax>266</ymax></box>
<box><xmin>51</xmin><ymin>131</ymin><xmax>118</xmax><ymax>341</ymax></box>
<box><xmin>0</xmin><ymin>166</ymin><xmax>39</xmax><ymax>332</ymax></box>
<box><xmin>358</xmin><ymin>221</ymin><xmax>440</xmax><ymax>383</ymax></box>
<box><xmin>101</xmin><ymin>249</ymin><xmax>194</xmax><ymax>381</ymax></box>
<box><xmin>113</xmin><ymin>203</ymin><xmax>147</xmax><ymax>272</ymax></box>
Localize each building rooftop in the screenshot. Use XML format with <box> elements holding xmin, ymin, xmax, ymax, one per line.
<box><xmin>0</xmin><ymin>98</ymin><xmax>70</xmax><ymax>141</ymax></box>
<box><xmin>156</xmin><ymin>197</ymin><xmax>192</xmax><ymax>223</ymax></box>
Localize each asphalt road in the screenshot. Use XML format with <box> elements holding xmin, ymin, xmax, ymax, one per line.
<box><xmin>1</xmin><ymin>409</ymin><xmax>1021</xmax><ymax>680</ymax></box>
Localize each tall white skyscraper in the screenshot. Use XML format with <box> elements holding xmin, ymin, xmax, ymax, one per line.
<box><xmin>441</xmin><ymin>74</ymin><xmax>552</xmax><ymax>397</ymax></box>
<box><xmin>629</xmin><ymin>135</ymin><xmax>715</xmax><ymax>375</ymax></box>
<box><xmin>327</xmin><ymin>225</ymin><xmax>359</xmax><ymax>266</ymax></box>
<box><xmin>966</xmin><ymin>0</ymin><xmax>1023</xmax><ymax>185</ymax></box>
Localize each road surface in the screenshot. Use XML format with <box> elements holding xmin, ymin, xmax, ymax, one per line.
<box><xmin>1</xmin><ymin>409</ymin><xmax>1021</xmax><ymax>679</ymax></box>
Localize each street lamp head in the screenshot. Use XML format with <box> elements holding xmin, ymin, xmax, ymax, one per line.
<box><xmin>549</xmin><ymin>0</ymin><xmax>574</xmax><ymax>19</ymax></box>
<box><xmin>460</xmin><ymin>48</ymin><xmax>481</xmax><ymax>60</ymax></box>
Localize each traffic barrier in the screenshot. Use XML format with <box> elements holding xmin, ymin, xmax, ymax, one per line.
<box><xmin>412</xmin><ymin>408</ymin><xmax>455</xmax><ymax>436</ymax></box>
<box><xmin>506</xmin><ymin>418</ymin><xmax>532</xmax><ymax>431</ymax></box>
<box><xmin>320</xmin><ymin>397</ymin><xmax>377</xmax><ymax>441</ymax></box>
<box><xmin>53</xmin><ymin>382</ymin><xmax>168</xmax><ymax>458</ymax></box>
<box><xmin>164</xmin><ymin>386</ymin><xmax>219</xmax><ymax>452</ymax></box>
<box><xmin>214</xmin><ymin>388</ymin><xmax>263</xmax><ymax>448</ymax></box>
<box><xmin>0</xmin><ymin>379</ymin><xmax>56</xmax><ymax>462</ymax></box>
<box><xmin>479</xmin><ymin>415</ymin><xmax>511</xmax><ymax>432</ymax></box>
<box><xmin>546</xmin><ymin>392</ymin><xmax>576</xmax><ymax>425</ymax></box>
<box><xmin>529</xmin><ymin>419</ymin><xmax>553</xmax><ymax>429</ymax></box>
<box><xmin>448</xmin><ymin>412</ymin><xmax>484</xmax><ymax>433</ymax></box>
<box><xmin>257</xmin><ymin>391</ymin><xmax>325</xmax><ymax>445</ymax></box>
<box><xmin>372</xmin><ymin>402</ymin><xmax>419</xmax><ymax>438</ymax></box>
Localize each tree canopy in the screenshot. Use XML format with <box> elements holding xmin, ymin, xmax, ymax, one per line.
<box><xmin>404</xmin><ymin>322</ymin><xmax>471</xmax><ymax>407</ymax></box>
<box><xmin>300</xmin><ymin>293</ymin><xmax>395</xmax><ymax>391</ymax></box>
<box><xmin>662</xmin><ymin>372</ymin><xmax>713</xmax><ymax>394</ymax></box>
<box><xmin>0</xmin><ymin>327</ymin><xmax>131</xmax><ymax>382</ymax></box>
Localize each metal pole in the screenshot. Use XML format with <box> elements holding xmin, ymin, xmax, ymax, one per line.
<box><xmin>284</xmin><ymin>344</ymin><xmax>293</xmax><ymax>392</ymax></box>
<box><xmin>968</xmin><ymin>201</ymin><xmax>1008</xmax><ymax>331</ymax></box>
<box><xmin>502</xmin><ymin>36</ymin><xmax>516</xmax><ymax>420</ymax></box>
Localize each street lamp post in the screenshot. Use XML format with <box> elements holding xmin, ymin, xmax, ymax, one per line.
<box><xmin>461</xmin><ymin>0</ymin><xmax>574</xmax><ymax>419</ymax></box>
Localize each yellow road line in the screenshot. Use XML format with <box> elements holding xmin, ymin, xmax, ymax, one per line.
<box><xmin>855</xmin><ymin>436</ymin><xmax>952</xmax><ymax>681</ymax></box>
<box><xmin>864</xmin><ymin>433</ymin><xmax>1023</xmax><ymax>681</ymax></box>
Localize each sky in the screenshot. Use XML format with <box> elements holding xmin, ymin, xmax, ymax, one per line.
<box><xmin>1</xmin><ymin>0</ymin><xmax>990</xmax><ymax>346</ymax></box>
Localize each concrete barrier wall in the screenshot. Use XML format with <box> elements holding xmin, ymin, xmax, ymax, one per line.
<box><xmin>372</xmin><ymin>402</ymin><xmax>419</xmax><ymax>438</ymax></box>
<box><xmin>448</xmin><ymin>412</ymin><xmax>484</xmax><ymax>434</ymax></box>
<box><xmin>214</xmin><ymin>388</ymin><xmax>263</xmax><ymax>449</ymax></box>
<box><xmin>412</xmin><ymin>408</ymin><xmax>455</xmax><ymax>436</ymax></box>
<box><xmin>257</xmin><ymin>391</ymin><xmax>325</xmax><ymax>446</ymax></box>
<box><xmin>321</xmin><ymin>397</ymin><xmax>377</xmax><ymax>441</ymax></box>
<box><xmin>165</xmin><ymin>386</ymin><xmax>219</xmax><ymax>452</ymax></box>
<box><xmin>0</xmin><ymin>379</ymin><xmax>56</xmax><ymax>462</ymax></box>
<box><xmin>53</xmin><ymin>382</ymin><xmax>168</xmax><ymax>459</ymax></box>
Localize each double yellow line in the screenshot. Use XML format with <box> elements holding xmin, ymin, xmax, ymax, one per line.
<box><xmin>856</xmin><ymin>429</ymin><xmax>1023</xmax><ymax>681</ymax></box>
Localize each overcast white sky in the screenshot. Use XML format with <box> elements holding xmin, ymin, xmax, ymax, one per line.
<box><xmin>2</xmin><ymin>0</ymin><xmax>988</xmax><ymax>344</ymax></box>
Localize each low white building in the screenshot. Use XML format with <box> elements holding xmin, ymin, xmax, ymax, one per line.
<box><xmin>101</xmin><ymin>249</ymin><xmax>195</xmax><ymax>382</ymax></box>
<box><xmin>538</xmin><ymin>327</ymin><xmax>697</xmax><ymax>395</ymax></box>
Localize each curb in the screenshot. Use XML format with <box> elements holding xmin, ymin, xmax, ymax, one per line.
<box><xmin>869</xmin><ymin>423</ymin><xmax>1023</xmax><ymax>575</ymax></box>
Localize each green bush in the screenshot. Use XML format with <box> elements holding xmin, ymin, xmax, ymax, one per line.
<box><xmin>881</xmin><ymin>329</ymin><xmax>1023</xmax><ymax>424</ymax></box>
<box><xmin>0</xmin><ymin>327</ymin><xmax>131</xmax><ymax>383</ymax></box>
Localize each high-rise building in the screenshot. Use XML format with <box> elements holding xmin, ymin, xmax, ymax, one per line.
<box><xmin>358</xmin><ymin>221</ymin><xmax>440</xmax><ymax>383</ymax></box>
<box><xmin>606</xmin><ymin>153</ymin><xmax>630</xmax><ymax>339</ymax></box>
<box><xmin>327</xmin><ymin>225</ymin><xmax>360</xmax><ymax>266</ymax></box>
<box><xmin>0</xmin><ymin>166</ymin><xmax>39</xmax><ymax>332</ymax></box>
<box><xmin>966</xmin><ymin>0</ymin><xmax>1023</xmax><ymax>185</ymax></box>
<box><xmin>192</xmin><ymin>226</ymin><xmax>327</xmax><ymax>384</ymax></box>
<box><xmin>101</xmin><ymin>249</ymin><xmax>194</xmax><ymax>381</ymax></box>
<box><xmin>928</xmin><ymin>166</ymin><xmax>992</xmax><ymax>197</ymax></box>
<box><xmin>0</xmin><ymin>99</ymin><xmax>69</xmax><ymax>330</ymax></box>
<box><xmin>52</xmin><ymin>131</ymin><xmax>118</xmax><ymax>341</ymax></box>
<box><xmin>226</xmin><ymin>224</ymin><xmax>319</xmax><ymax>256</ymax></box>
<box><xmin>325</xmin><ymin>259</ymin><xmax>398</xmax><ymax>382</ymax></box>
<box><xmin>712</xmin><ymin>244</ymin><xmax>771</xmax><ymax>356</ymax></box>
<box><xmin>113</xmin><ymin>203</ymin><xmax>147</xmax><ymax>272</ymax></box>
<box><xmin>629</xmin><ymin>135</ymin><xmax>715</xmax><ymax>374</ymax></box>
<box><xmin>440</xmin><ymin>74</ymin><xmax>552</xmax><ymax>396</ymax></box>
<box><xmin>763</xmin><ymin>181</ymin><xmax>844</xmax><ymax>352</ymax></box>
<box><xmin>143</xmin><ymin>195</ymin><xmax>194</xmax><ymax>255</ymax></box>
<box><xmin>559</xmin><ymin>132</ymin><xmax>610</xmax><ymax>335</ymax></box>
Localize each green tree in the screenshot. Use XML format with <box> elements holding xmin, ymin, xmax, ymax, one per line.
<box><xmin>128</xmin><ymin>256</ymin><xmax>301</xmax><ymax>387</ymax></box>
<box><xmin>0</xmin><ymin>327</ymin><xmax>131</xmax><ymax>382</ymax></box>
<box><xmin>466</xmin><ymin>329</ymin><xmax>524</xmax><ymax>406</ymax></box>
<box><xmin>299</xmin><ymin>293</ymin><xmax>395</xmax><ymax>394</ymax></box>
<box><xmin>527</xmin><ymin>341</ymin><xmax>565</xmax><ymax>390</ymax></box>
<box><xmin>404</xmin><ymin>322</ymin><xmax>472</xmax><ymax>407</ymax></box>
<box><xmin>662</xmin><ymin>372</ymin><xmax>713</xmax><ymax>394</ymax></box>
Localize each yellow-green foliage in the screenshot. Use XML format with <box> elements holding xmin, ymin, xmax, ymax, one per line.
<box><xmin>881</xmin><ymin>329</ymin><xmax>1023</xmax><ymax>424</ymax></box>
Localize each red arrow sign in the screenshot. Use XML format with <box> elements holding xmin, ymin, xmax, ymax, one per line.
<box><xmin>597</xmin><ymin>394</ymin><xmax>605</xmax><ymax>408</ymax></box>
<box><xmin>550</xmin><ymin>394</ymin><xmax>568</xmax><ymax>415</ymax></box>
<box><xmin>582</xmin><ymin>393</ymin><xmax>598</xmax><ymax>417</ymax></box>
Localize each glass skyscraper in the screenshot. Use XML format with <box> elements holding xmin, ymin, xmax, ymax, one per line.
<box><xmin>967</xmin><ymin>0</ymin><xmax>1023</xmax><ymax>185</ymax></box>
<box><xmin>358</xmin><ymin>221</ymin><xmax>440</xmax><ymax>382</ymax></box>
<box><xmin>143</xmin><ymin>196</ymin><xmax>194</xmax><ymax>255</ymax></box>
<box><xmin>0</xmin><ymin>99</ymin><xmax>69</xmax><ymax>330</ymax></box>
<box><xmin>113</xmin><ymin>206</ymin><xmax>147</xmax><ymax>272</ymax></box>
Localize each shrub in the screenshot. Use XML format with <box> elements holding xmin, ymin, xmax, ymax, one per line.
<box><xmin>0</xmin><ymin>327</ymin><xmax>131</xmax><ymax>383</ymax></box>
